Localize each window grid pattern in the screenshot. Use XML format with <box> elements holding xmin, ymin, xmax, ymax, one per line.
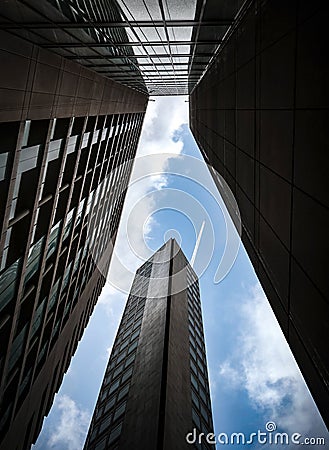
<box><xmin>186</xmin><ymin>267</ymin><xmax>215</xmax><ymax>450</ymax></box>
<box><xmin>84</xmin><ymin>258</ymin><xmax>152</xmax><ymax>450</ymax></box>
<box><xmin>0</xmin><ymin>0</ymin><xmax>240</xmax><ymax>95</ymax></box>
<box><xmin>0</xmin><ymin>111</ymin><xmax>144</xmax><ymax>441</ymax></box>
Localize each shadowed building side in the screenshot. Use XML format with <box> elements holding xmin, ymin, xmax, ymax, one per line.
<box><xmin>0</xmin><ymin>28</ymin><xmax>148</xmax><ymax>450</ymax></box>
<box><xmin>190</xmin><ymin>0</ymin><xmax>329</xmax><ymax>428</ymax></box>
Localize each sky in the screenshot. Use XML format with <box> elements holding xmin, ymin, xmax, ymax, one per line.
<box><xmin>33</xmin><ymin>97</ymin><xmax>328</xmax><ymax>450</ymax></box>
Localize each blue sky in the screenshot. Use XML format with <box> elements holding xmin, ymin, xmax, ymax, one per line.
<box><xmin>33</xmin><ymin>97</ymin><xmax>328</xmax><ymax>450</ymax></box>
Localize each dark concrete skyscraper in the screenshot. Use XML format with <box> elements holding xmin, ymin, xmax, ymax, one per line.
<box><xmin>190</xmin><ymin>0</ymin><xmax>329</xmax><ymax>428</ymax></box>
<box><xmin>84</xmin><ymin>239</ymin><xmax>215</xmax><ymax>450</ymax></box>
<box><xmin>0</xmin><ymin>22</ymin><xmax>147</xmax><ymax>450</ymax></box>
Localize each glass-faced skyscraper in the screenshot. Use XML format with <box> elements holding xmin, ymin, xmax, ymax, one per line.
<box><xmin>0</xmin><ymin>25</ymin><xmax>147</xmax><ymax>450</ymax></box>
<box><xmin>84</xmin><ymin>239</ymin><xmax>215</xmax><ymax>450</ymax></box>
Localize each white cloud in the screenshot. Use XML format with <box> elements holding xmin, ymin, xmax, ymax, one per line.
<box><xmin>47</xmin><ymin>395</ymin><xmax>90</xmax><ymax>450</ymax></box>
<box><xmin>218</xmin><ymin>283</ymin><xmax>327</xmax><ymax>437</ymax></box>
<box><xmin>106</xmin><ymin>345</ymin><xmax>113</xmax><ymax>359</ymax></box>
<box><xmin>218</xmin><ymin>360</ymin><xmax>241</xmax><ymax>389</ymax></box>
<box><xmin>100</xmin><ymin>96</ymin><xmax>189</xmax><ymax>305</ymax></box>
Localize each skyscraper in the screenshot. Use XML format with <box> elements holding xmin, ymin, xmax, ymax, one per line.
<box><xmin>0</xmin><ymin>25</ymin><xmax>147</xmax><ymax>450</ymax></box>
<box><xmin>84</xmin><ymin>239</ymin><xmax>215</xmax><ymax>450</ymax></box>
<box><xmin>189</xmin><ymin>0</ymin><xmax>329</xmax><ymax>428</ymax></box>
<box><xmin>1</xmin><ymin>0</ymin><xmax>328</xmax><ymax>441</ymax></box>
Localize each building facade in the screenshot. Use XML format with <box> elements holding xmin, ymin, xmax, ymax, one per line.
<box><xmin>0</xmin><ymin>27</ymin><xmax>147</xmax><ymax>450</ymax></box>
<box><xmin>84</xmin><ymin>239</ymin><xmax>215</xmax><ymax>450</ymax></box>
<box><xmin>1</xmin><ymin>0</ymin><xmax>328</xmax><ymax>442</ymax></box>
<box><xmin>190</xmin><ymin>0</ymin><xmax>329</xmax><ymax>427</ymax></box>
<box><xmin>0</xmin><ymin>0</ymin><xmax>240</xmax><ymax>96</ymax></box>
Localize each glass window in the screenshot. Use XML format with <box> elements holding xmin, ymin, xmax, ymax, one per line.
<box><xmin>95</xmin><ymin>407</ymin><xmax>103</xmax><ymax>421</ymax></box>
<box><xmin>189</xmin><ymin>324</ymin><xmax>195</xmax><ymax>337</ymax></box>
<box><xmin>200</xmin><ymin>404</ymin><xmax>209</xmax><ymax>424</ymax></box>
<box><xmin>192</xmin><ymin>408</ymin><xmax>201</xmax><ymax>428</ymax></box>
<box><xmin>132</xmin><ymin>318</ymin><xmax>142</xmax><ymax>331</ymax></box>
<box><xmin>124</xmin><ymin>318</ymin><xmax>134</xmax><ymax>330</ymax></box>
<box><xmin>98</xmin><ymin>414</ymin><xmax>112</xmax><ymax>435</ymax></box>
<box><xmin>94</xmin><ymin>437</ymin><xmax>106</xmax><ymax>450</ymax></box>
<box><xmin>67</xmin><ymin>135</ymin><xmax>78</xmax><ymax>154</ymax></box>
<box><xmin>108</xmin><ymin>379</ymin><xmax>120</xmax><ymax>395</ymax></box>
<box><xmin>198</xmin><ymin>372</ymin><xmax>206</xmax><ymax>389</ymax></box>
<box><xmin>195</xmin><ymin>325</ymin><xmax>202</xmax><ymax>338</ymax></box>
<box><xmin>47</xmin><ymin>278</ymin><xmax>61</xmax><ymax>312</ymax></box>
<box><xmin>201</xmin><ymin>421</ymin><xmax>210</xmax><ymax>438</ymax></box>
<box><xmin>10</xmin><ymin>145</ymin><xmax>40</xmax><ymax>219</ymax></box>
<box><xmin>124</xmin><ymin>353</ymin><xmax>135</xmax><ymax>368</ymax></box>
<box><xmin>63</xmin><ymin>208</ymin><xmax>75</xmax><ymax>241</ymax></box>
<box><xmin>130</xmin><ymin>329</ymin><xmax>140</xmax><ymax>342</ymax></box>
<box><xmin>119</xmin><ymin>338</ymin><xmax>129</xmax><ymax>352</ymax></box>
<box><xmin>75</xmin><ymin>198</ymin><xmax>85</xmax><ymax>228</ymax></box>
<box><xmin>191</xmin><ymin>389</ymin><xmax>200</xmax><ymax>409</ymax></box>
<box><xmin>199</xmin><ymin>387</ymin><xmax>207</xmax><ymax>405</ymax></box>
<box><xmin>121</xmin><ymin>325</ymin><xmax>133</xmax><ymax>341</ymax></box>
<box><xmin>113</xmin><ymin>401</ymin><xmax>126</xmax><ymax>422</ymax></box>
<box><xmin>47</xmin><ymin>139</ymin><xmax>62</xmax><ymax>162</ymax></box>
<box><xmin>190</xmin><ymin>359</ymin><xmax>197</xmax><ymax>375</ymax></box>
<box><xmin>104</xmin><ymin>395</ymin><xmax>116</xmax><ymax>414</ymax></box>
<box><xmin>121</xmin><ymin>367</ymin><xmax>133</xmax><ymax>384</ymax></box>
<box><xmin>116</xmin><ymin>350</ymin><xmax>126</xmax><ymax>365</ymax></box>
<box><xmin>109</xmin><ymin>359</ymin><xmax>117</xmax><ymax>371</ymax></box>
<box><xmin>100</xmin><ymin>388</ymin><xmax>108</xmax><ymax>403</ymax></box>
<box><xmin>195</xmin><ymin>335</ymin><xmax>202</xmax><ymax>349</ymax></box>
<box><xmin>25</xmin><ymin>227</ymin><xmax>40</xmax><ymax>276</ymax></box>
<box><xmin>81</xmin><ymin>132</ymin><xmax>90</xmax><ymax>149</ymax></box>
<box><xmin>190</xmin><ymin>346</ymin><xmax>196</xmax><ymax>361</ymax></box>
<box><xmin>196</xmin><ymin>346</ymin><xmax>203</xmax><ymax>360</ymax></box>
<box><xmin>126</xmin><ymin>311</ymin><xmax>135</xmax><ymax>322</ymax></box>
<box><xmin>31</xmin><ymin>296</ymin><xmax>47</xmax><ymax>337</ymax></box>
<box><xmin>136</xmin><ymin>299</ymin><xmax>146</xmax><ymax>311</ymax></box>
<box><xmin>0</xmin><ymin>258</ymin><xmax>20</xmax><ymax>313</ymax></box>
<box><xmin>117</xmin><ymin>383</ymin><xmax>130</xmax><ymax>402</ymax></box>
<box><xmin>127</xmin><ymin>341</ymin><xmax>138</xmax><ymax>355</ymax></box>
<box><xmin>197</xmin><ymin>359</ymin><xmax>205</xmax><ymax>374</ymax></box>
<box><xmin>108</xmin><ymin>422</ymin><xmax>122</xmax><ymax>445</ymax></box>
<box><xmin>37</xmin><ymin>340</ymin><xmax>48</xmax><ymax>364</ymax></box>
<box><xmin>134</xmin><ymin>309</ymin><xmax>143</xmax><ymax>321</ymax></box>
<box><xmin>72</xmin><ymin>248</ymin><xmax>82</xmax><ymax>274</ymax></box>
<box><xmin>62</xmin><ymin>262</ymin><xmax>72</xmax><ymax>290</ymax></box>
<box><xmin>89</xmin><ymin>427</ymin><xmax>98</xmax><ymax>443</ymax></box>
<box><xmin>191</xmin><ymin>373</ymin><xmax>198</xmax><ymax>391</ymax></box>
<box><xmin>46</xmin><ymin>220</ymin><xmax>61</xmax><ymax>259</ymax></box>
<box><xmin>0</xmin><ymin>152</ymin><xmax>8</xmax><ymax>181</ymax></box>
<box><xmin>18</xmin><ymin>145</ymin><xmax>40</xmax><ymax>173</ymax></box>
<box><xmin>112</xmin><ymin>363</ymin><xmax>124</xmax><ymax>380</ymax></box>
<box><xmin>8</xmin><ymin>323</ymin><xmax>28</xmax><ymax>372</ymax></box>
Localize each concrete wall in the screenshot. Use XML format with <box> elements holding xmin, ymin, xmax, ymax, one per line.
<box><xmin>190</xmin><ymin>0</ymin><xmax>329</xmax><ymax>427</ymax></box>
<box><xmin>0</xmin><ymin>30</ymin><xmax>148</xmax><ymax>123</ymax></box>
